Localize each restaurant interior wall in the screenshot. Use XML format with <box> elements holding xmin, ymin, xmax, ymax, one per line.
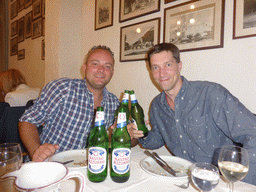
<box><xmin>10</xmin><ymin>0</ymin><xmax>256</xmax><ymax>118</ymax></box>
<box><xmin>8</xmin><ymin>0</ymin><xmax>45</xmax><ymax>89</ymax></box>
<box><xmin>78</xmin><ymin>0</ymin><xmax>256</xmax><ymax>116</ymax></box>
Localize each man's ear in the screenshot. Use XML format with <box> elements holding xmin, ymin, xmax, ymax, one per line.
<box><xmin>178</xmin><ymin>61</ymin><xmax>182</xmax><ymax>72</ymax></box>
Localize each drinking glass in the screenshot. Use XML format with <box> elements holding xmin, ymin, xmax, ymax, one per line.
<box><xmin>0</xmin><ymin>143</ymin><xmax>23</xmax><ymax>168</ymax></box>
<box><xmin>218</xmin><ymin>145</ymin><xmax>249</xmax><ymax>192</ymax></box>
<box><xmin>191</xmin><ymin>162</ymin><xmax>220</xmax><ymax>192</ymax></box>
<box><xmin>0</xmin><ymin>151</ymin><xmax>20</xmax><ymax>177</ymax></box>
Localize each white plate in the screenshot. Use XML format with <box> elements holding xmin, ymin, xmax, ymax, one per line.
<box><xmin>50</xmin><ymin>149</ymin><xmax>88</xmax><ymax>171</ymax></box>
<box><xmin>140</xmin><ymin>156</ymin><xmax>192</xmax><ymax>179</ymax></box>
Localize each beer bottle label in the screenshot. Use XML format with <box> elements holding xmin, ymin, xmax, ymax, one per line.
<box><xmin>95</xmin><ymin>111</ymin><xmax>104</xmax><ymax>126</ymax></box>
<box><xmin>122</xmin><ymin>93</ymin><xmax>129</xmax><ymax>103</ymax></box>
<box><xmin>112</xmin><ymin>148</ymin><xmax>131</xmax><ymax>174</ymax></box>
<box><xmin>130</xmin><ymin>94</ymin><xmax>137</xmax><ymax>103</ymax></box>
<box><xmin>117</xmin><ymin>112</ymin><xmax>127</xmax><ymax>128</ymax></box>
<box><xmin>88</xmin><ymin>147</ymin><xmax>107</xmax><ymax>174</ymax></box>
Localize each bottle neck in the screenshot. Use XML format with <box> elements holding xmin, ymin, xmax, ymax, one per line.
<box><xmin>95</xmin><ymin>111</ymin><xmax>105</xmax><ymax>126</ymax></box>
<box><xmin>122</xmin><ymin>93</ymin><xmax>129</xmax><ymax>104</ymax></box>
<box><xmin>130</xmin><ymin>94</ymin><xmax>138</xmax><ymax>104</ymax></box>
<box><xmin>117</xmin><ymin>112</ymin><xmax>127</xmax><ymax>129</ymax></box>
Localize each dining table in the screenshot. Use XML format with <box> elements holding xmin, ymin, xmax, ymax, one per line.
<box><xmin>59</xmin><ymin>145</ymin><xmax>256</xmax><ymax>192</ymax></box>
<box><xmin>1</xmin><ymin>145</ymin><xmax>256</xmax><ymax>192</ymax></box>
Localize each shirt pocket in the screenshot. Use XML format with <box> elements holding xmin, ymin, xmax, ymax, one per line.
<box><xmin>184</xmin><ymin>115</ymin><xmax>211</xmax><ymax>142</ymax></box>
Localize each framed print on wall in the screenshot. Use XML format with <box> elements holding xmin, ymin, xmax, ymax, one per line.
<box><xmin>25</xmin><ymin>0</ymin><xmax>33</xmax><ymax>9</ymax></box>
<box><xmin>18</xmin><ymin>49</ymin><xmax>25</xmax><ymax>60</ymax></box>
<box><xmin>32</xmin><ymin>0</ymin><xmax>42</xmax><ymax>20</ymax></box>
<box><xmin>10</xmin><ymin>37</ymin><xmax>18</xmax><ymax>56</ymax></box>
<box><xmin>233</xmin><ymin>0</ymin><xmax>256</xmax><ymax>39</ymax></box>
<box><xmin>119</xmin><ymin>0</ymin><xmax>160</xmax><ymax>22</ymax></box>
<box><xmin>32</xmin><ymin>17</ymin><xmax>42</xmax><ymax>39</ymax></box>
<box><xmin>17</xmin><ymin>0</ymin><xmax>25</xmax><ymax>12</ymax></box>
<box><xmin>120</xmin><ymin>17</ymin><xmax>160</xmax><ymax>62</ymax></box>
<box><xmin>11</xmin><ymin>1</ymin><xmax>18</xmax><ymax>20</ymax></box>
<box><xmin>165</xmin><ymin>0</ymin><xmax>177</xmax><ymax>4</ymax></box>
<box><xmin>11</xmin><ymin>20</ymin><xmax>18</xmax><ymax>37</ymax></box>
<box><xmin>18</xmin><ymin>17</ymin><xmax>25</xmax><ymax>43</ymax></box>
<box><xmin>42</xmin><ymin>39</ymin><xmax>45</xmax><ymax>60</ymax></box>
<box><xmin>95</xmin><ymin>0</ymin><xmax>113</xmax><ymax>30</ymax></box>
<box><xmin>25</xmin><ymin>11</ymin><xmax>32</xmax><ymax>38</ymax></box>
<box><xmin>164</xmin><ymin>0</ymin><xmax>225</xmax><ymax>52</ymax></box>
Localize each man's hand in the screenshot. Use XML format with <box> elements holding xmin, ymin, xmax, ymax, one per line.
<box><xmin>127</xmin><ymin>123</ymin><xmax>144</xmax><ymax>140</ymax></box>
<box><xmin>32</xmin><ymin>143</ymin><xmax>59</xmax><ymax>162</ymax></box>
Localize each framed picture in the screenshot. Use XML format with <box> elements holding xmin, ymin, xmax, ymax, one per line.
<box><xmin>32</xmin><ymin>0</ymin><xmax>42</xmax><ymax>20</ymax></box>
<box><xmin>25</xmin><ymin>11</ymin><xmax>32</xmax><ymax>39</ymax></box>
<box><xmin>42</xmin><ymin>39</ymin><xmax>45</xmax><ymax>60</ymax></box>
<box><xmin>18</xmin><ymin>17</ymin><xmax>25</xmax><ymax>43</ymax></box>
<box><xmin>164</xmin><ymin>0</ymin><xmax>225</xmax><ymax>52</ymax></box>
<box><xmin>18</xmin><ymin>49</ymin><xmax>25</xmax><ymax>60</ymax></box>
<box><xmin>42</xmin><ymin>0</ymin><xmax>45</xmax><ymax>18</ymax></box>
<box><xmin>120</xmin><ymin>17</ymin><xmax>160</xmax><ymax>62</ymax></box>
<box><xmin>25</xmin><ymin>0</ymin><xmax>32</xmax><ymax>8</ymax></box>
<box><xmin>233</xmin><ymin>0</ymin><xmax>256</xmax><ymax>39</ymax></box>
<box><xmin>10</xmin><ymin>37</ymin><xmax>18</xmax><ymax>56</ymax></box>
<box><xmin>119</xmin><ymin>0</ymin><xmax>160</xmax><ymax>22</ymax></box>
<box><xmin>11</xmin><ymin>1</ymin><xmax>18</xmax><ymax>20</ymax></box>
<box><xmin>11</xmin><ymin>20</ymin><xmax>18</xmax><ymax>37</ymax></box>
<box><xmin>165</xmin><ymin>0</ymin><xmax>177</xmax><ymax>4</ymax></box>
<box><xmin>42</xmin><ymin>18</ymin><xmax>45</xmax><ymax>36</ymax></box>
<box><xmin>17</xmin><ymin>0</ymin><xmax>25</xmax><ymax>12</ymax></box>
<box><xmin>95</xmin><ymin>0</ymin><xmax>113</xmax><ymax>30</ymax></box>
<box><xmin>32</xmin><ymin>17</ymin><xmax>42</xmax><ymax>39</ymax></box>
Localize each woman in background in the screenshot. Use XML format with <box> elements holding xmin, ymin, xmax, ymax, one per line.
<box><xmin>0</xmin><ymin>69</ymin><xmax>40</xmax><ymax>106</ymax></box>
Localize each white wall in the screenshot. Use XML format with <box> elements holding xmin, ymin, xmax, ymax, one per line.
<box><xmin>45</xmin><ymin>0</ymin><xmax>256</xmax><ymax>118</ymax></box>
<box><xmin>8</xmin><ymin>2</ymin><xmax>45</xmax><ymax>89</ymax></box>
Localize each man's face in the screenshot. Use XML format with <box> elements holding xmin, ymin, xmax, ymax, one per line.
<box><xmin>150</xmin><ymin>51</ymin><xmax>182</xmax><ymax>93</ymax></box>
<box><xmin>83</xmin><ymin>49</ymin><xmax>114</xmax><ymax>91</ymax></box>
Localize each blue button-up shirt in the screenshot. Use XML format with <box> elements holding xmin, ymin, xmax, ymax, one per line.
<box><xmin>20</xmin><ymin>78</ymin><xmax>120</xmax><ymax>153</ymax></box>
<box><xmin>140</xmin><ymin>77</ymin><xmax>256</xmax><ymax>185</ymax></box>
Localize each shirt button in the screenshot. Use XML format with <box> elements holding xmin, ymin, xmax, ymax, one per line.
<box><xmin>180</xmin><ymin>135</ymin><xmax>182</xmax><ymax>138</ymax></box>
<box><xmin>183</xmin><ymin>151</ymin><xmax>186</xmax><ymax>154</ymax></box>
<box><xmin>176</xmin><ymin>119</ymin><xmax>179</xmax><ymax>122</ymax></box>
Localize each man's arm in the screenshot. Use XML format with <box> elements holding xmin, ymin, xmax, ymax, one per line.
<box><xmin>18</xmin><ymin>122</ymin><xmax>59</xmax><ymax>162</ymax></box>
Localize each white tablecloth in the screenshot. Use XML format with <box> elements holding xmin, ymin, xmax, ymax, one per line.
<box><xmin>61</xmin><ymin>146</ymin><xmax>256</xmax><ymax>192</ymax></box>
<box><xmin>1</xmin><ymin>146</ymin><xmax>256</xmax><ymax>192</ymax></box>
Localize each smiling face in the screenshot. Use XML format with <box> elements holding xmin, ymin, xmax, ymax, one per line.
<box><xmin>150</xmin><ymin>51</ymin><xmax>183</xmax><ymax>96</ymax></box>
<box><xmin>83</xmin><ymin>49</ymin><xmax>114</xmax><ymax>92</ymax></box>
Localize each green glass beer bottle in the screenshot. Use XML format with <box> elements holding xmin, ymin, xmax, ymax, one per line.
<box><xmin>111</xmin><ymin>106</ymin><xmax>131</xmax><ymax>183</ymax></box>
<box><xmin>87</xmin><ymin>107</ymin><xmax>109</xmax><ymax>182</ymax></box>
<box><xmin>119</xmin><ymin>90</ymin><xmax>130</xmax><ymax>124</ymax></box>
<box><xmin>130</xmin><ymin>90</ymin><xmax>149</xmax><ymax>137</ymax></box>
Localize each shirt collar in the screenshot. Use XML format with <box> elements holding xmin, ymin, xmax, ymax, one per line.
<box><xmin>83</xmin><ymin>79</ymin><xmax>110</xmax><ymax>104</ymax></box>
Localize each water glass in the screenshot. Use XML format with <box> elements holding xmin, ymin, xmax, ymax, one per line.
<box><xmin>191</xmin><ymin>162</ymin><xmax>220</xmax><ymax>192</ymax></box>
<box><xmin>0</xmin><ymin>143</ymin><xmax>23</xmax><ymax>168</ymax></box>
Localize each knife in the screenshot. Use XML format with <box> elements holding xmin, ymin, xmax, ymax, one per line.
<box><xmin>144</xmin><ymin>150</ymin><xmax>176</xmax><ymax>176</ymax></box>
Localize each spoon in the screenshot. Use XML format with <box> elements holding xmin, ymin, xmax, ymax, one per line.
<box><xmin>53</xmin><ymin>160</ymin><xmax>74</xmax><ymax>165</ymax></box>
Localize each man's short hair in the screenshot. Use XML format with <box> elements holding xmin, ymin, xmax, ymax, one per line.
<box><xmin>85</xmin><ymin>45</ymin><xmax>114</xmax><ymax>64</ymax></box>
<box><xmin>147</xmin><ymin>43</ymin><xmax>180</xmax><ymax>68</ymax></box>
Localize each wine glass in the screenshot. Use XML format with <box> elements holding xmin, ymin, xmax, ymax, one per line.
<box><xmin>191</xmin><ymin>162</ymin><xmax>220</xmax><ymax>192</ymax></box>
<box><xmin>0</xmin><ymin>143</ymin><xmax>23</xmax><ymax>168</ymax></box>
<box><xmin>218</xmin><ymin>145</ymin><xmax>249</xmax><ymax>192</ymax></box>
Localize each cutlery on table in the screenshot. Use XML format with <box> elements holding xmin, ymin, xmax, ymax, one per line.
<box><xmin>144</xmin><ymin>150</ymin><xmax>176</xmax><ymax>176</ymax></box>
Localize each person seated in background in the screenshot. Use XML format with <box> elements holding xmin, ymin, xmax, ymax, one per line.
<box><xmin>129</xmin><ymin>43</ymin><xmax>256</xmax><ymax>185</ymax></box>
<box><xmin>19</xmin><ymin>45</ymin><xmax>120</xmax><ymax>162</ymax></box>
<box><xmin>0</xmin><ymin>69</ymin><xmax>40</xmax><ymax>107</ymax></box>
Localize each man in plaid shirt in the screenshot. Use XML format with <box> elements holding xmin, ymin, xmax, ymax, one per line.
<box><xmin>19</xmin><ymin>45</ymin><xmax>120</xmax><ymax>162</ymax></box>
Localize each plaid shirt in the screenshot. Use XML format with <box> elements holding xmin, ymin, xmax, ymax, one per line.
<box><xmin>20</xmin><ymin>78</ymin><xmax>120</xmax><ymax>153</ymax></box>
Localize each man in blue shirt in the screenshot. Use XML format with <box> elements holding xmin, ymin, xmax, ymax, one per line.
<box><xmin>130</xmin><ymin>43</ymin><xmax>256</xmax><ymax>185</ymax></box>
<box><xmin>19</xmin><ymin>45</ymin><xmax>120</xmax><ymax>162</ymax></box>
